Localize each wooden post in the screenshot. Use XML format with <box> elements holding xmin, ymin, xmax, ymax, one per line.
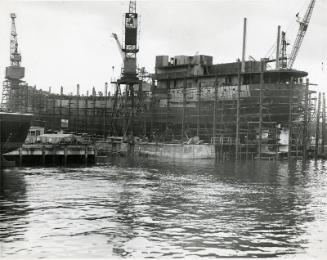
<box><xmin>52</xmin><ymin>146</ymin><xmax>56</xmax><ymax>165</ymax></box>
<box><xmin>258</xmin><ymin>60</ymin><xmax>264</xmax><ymax>159</ymax></box>
<box><xmin>94</xmin><ymin>146</ymin><xmax>98</xmax><ymax>164</ymax></box>
<box><xmin>85</xmin><ymin>145</ymin><xmax>88</xmax><ymax>165</ymax></box>
<box><xmin>42</xmin><ymin>145</ymin><xmax>45</xmax><ymax>165</ymax></box>
<box><xmin>302</xmin><ymin>78</ymin><xmax>309</xmax><ymax>160</ymax></box>
<box><xmin>288</xmin><ymin>77</ymin><xmax>294</xmax><ymax>161</ymax></box>
<box><xmin>19</xmin><ymin>147</ymin><xmax>22</xmax><ymax>167</ymax></box>
<box><xmin>64</xmin><ymin>146</ymin><xmax>68</xmax><ymax>166</ymax></box>
<box><xmin>235</xmin><ymin>60</ymin><xmax>241</xmax><ymax>160</ymax></box>
<box><xmin>315</xmin><ymin>92</ymin><xmax>321</xmax><ymax>160</ymax></box>
<box><xmin>322</xmin><ymin>92</ymin><xmax>326</xmax><ymax>155</ymax></box>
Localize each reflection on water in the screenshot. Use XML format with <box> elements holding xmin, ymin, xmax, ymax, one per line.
<box><xmin>1</xmin><ymin>158</ymin><xmax>327</xmax><ymax>258</ymax></box>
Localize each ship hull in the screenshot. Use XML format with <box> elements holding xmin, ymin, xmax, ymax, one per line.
<box><xmin>136</xmin><ymin>142</ymin><xmax>215</xmax><ymax>159</ymax></box>
<box><xmin>0</xmin><ymin>112</ymin><xmax>33</xmax><ymax>155</ymax></box>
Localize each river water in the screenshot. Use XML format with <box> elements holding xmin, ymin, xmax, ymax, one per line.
<box><xmin>1</xmin><ymin>158</ymin><xmax>327</xmax><ymax>258</ymax></box>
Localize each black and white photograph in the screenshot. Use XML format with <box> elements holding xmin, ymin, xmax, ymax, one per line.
<box><xmin>0</xmin><ymin>0</ymin><xmax>327</xmax><ymax>259</ymax></box>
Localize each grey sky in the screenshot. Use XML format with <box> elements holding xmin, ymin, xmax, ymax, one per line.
<box><xmin>0</xmin><ymin>0</ymin><xmax>326</xmax><ymax>95</ymax></box>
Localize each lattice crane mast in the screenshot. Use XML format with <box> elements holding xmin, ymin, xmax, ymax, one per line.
<box><xmin>288</xmin><ymin>0</ymin><xmax>316</xmax><ymax>69</ymax></box>
<box><xmin>9</xmin><ymin>13</ymin><xmax>21</xmax><ymax>66</ymax></box>
<box><xmin>1</xmin><ymin>13</ymin><xmax>25</xmax><ymax>111</ymax></box>
<box><xmin>5</xmin><ymin>13</ymin><xmax>25</xmax><ymax>80</ymax></box>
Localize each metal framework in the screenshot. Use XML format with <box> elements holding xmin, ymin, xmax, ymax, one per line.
<box><xmin>288</xmin><ymin>0</ymin><xmax>316</xmax><ymax>69</ymax></box>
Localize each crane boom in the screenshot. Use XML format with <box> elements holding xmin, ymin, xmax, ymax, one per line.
<box><xmin>288</xmin><ymin>0</ymin><xmax>316</xmax><ymax>69</ymax></box>
<box><xmin>112</xmin><ymin>33</ymin><xmax>124</xmax><ymax>61</ymax></box>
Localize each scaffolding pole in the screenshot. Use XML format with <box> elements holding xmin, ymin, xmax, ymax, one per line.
<box><xmin>235</xmin><ymin>60</ymin><xmax>241</xmax><ymax>160</ymax></box>
<box><xmin>258</xmin><ymin>61</ymin><xmax>264</xmax><ymax>159</ymax></box>
<box><xmin>302</xmin><ymin>78</ymin><xmax>309</xmax><ymax>160</ymax></box>
<box><xmin>315</xmin><ymin>92</ymin><xmax>321</xmax><ymax>160</ymax></box>
<box><xmin>212</xmin><ymin>76</ymin><xmax>218</xmax><ymax>140</ymax></box>
<box><xmin>322</xmin><ymin>92</ymin><xmax>326</xmax><ymax>154</ymax></box>
<box><xmin>181</xmin><ymin>77</ymin><xmax>186</xmax><ymax>142</ymax></box>
<box><xmin>197</xmin><ymin>80</ymin><xmax>201</xmax><ymax>137</ymax></box>
<box><xmin>288</xmin><ymin>77</ymin><xmax>294</xmax><ymax>161</ymax></box>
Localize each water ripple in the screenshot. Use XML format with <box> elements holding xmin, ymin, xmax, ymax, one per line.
<box><xmin>1</xmin><ymin>159</ymin><xmax>327</xmax><ymax>258</ymax></box>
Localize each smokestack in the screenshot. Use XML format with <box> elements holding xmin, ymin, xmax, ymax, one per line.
<box><xmin>49</xmin><ymin>86</ymin><xmax>51</xmax><ymax>93</ymax></box>
<box><xmin>77</xmin><ymin>84</ymin><xmax>80</xmax><ymax>96</ymax></box>
<box><xmin>275</xmin><ymin>25</ymin><xmax>281</xmax><ymax>70</ymax></box>
<box><xmin>241</xmin><ymin>17</ymin><xmax>247</xmax><ymax>73</ymax></box>
<box><xmin>105</xmin><ymin>82</ymin><xmax>108</xmax><ymax>96</ymax></box>
<box><xmin>60</xmin><ymin>86</ymin><xmax>63</xmax><ymax>95</ymax></box>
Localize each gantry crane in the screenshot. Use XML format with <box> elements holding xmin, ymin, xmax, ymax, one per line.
<box><xmin>288</xmin><ymin>0</ymin><xmax>316</xmax><ymax>69</ymax></box>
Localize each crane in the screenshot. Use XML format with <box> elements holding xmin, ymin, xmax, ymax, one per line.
<box><xmin>1</xmin><ymin>13</ymin><xmax>25</xmax><ymax>111</ymax></box>
<box><xmin>9</xmin><ymin>13</ymin><xmax>22</xmax><ymax>66</ymax></box>
<box><xmin>110</xmin><ymin>1</ymin><xmax>139</xmax><ymax>136</ymax></box>
<box><xmin>288</xmin><ymin>0</ymin><xmax>316</xmax><ymax>69</ymax></box>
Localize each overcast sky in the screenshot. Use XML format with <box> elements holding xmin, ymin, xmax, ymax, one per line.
<box><xmin>0</xmin><ymin>0</ymin><xmax>326</xmax><ymax>95</ymax></box>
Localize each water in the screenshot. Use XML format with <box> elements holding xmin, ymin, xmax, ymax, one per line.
<box><xmin>1</xmin><ymin>158</ymin><xmax>327</xmax><ymax>258</ymax></box>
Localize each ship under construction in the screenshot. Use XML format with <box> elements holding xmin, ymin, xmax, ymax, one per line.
<box><xmin>2</xmin><ymin>0</ymin><xmax>325</xmax><ymax>160</ymax></box>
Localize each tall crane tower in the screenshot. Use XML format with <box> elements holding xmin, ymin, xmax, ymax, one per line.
<box><xmin>120</xmin><ymin>0</ymin><xmax>139</xmax><ymax>83</ymax></box>
<box><xmin>112</xmin><ymin>0</ymin><xmax>141</xmax><ymax>138</ymax></box>
<box><xmin>1</xmin><ymin>13</ymin><xmax>25</xmax><ymax>111</ymax></box>
<box><xmin>288</xmin><ymin>0</ymin><xmax>316</xmax><ymax>69</ymax></box>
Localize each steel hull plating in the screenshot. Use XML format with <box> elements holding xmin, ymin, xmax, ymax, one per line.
<box><xmin>0</xmin><ymin>112</ymin><xmax>33</xmax><ymax>155</ymax></box>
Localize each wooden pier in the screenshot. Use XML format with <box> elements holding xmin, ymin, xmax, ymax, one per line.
<box><xmin>3</xmin><ymin>144</ymin><xmax>96</xmax><ymax>166</ymax></box>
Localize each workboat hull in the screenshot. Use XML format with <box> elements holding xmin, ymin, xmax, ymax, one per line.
<box><xmin>0</xmin><ymin>112</ymin><xmax>33</xmax><ymax>155</ymax></box>
<box><xmin>136</xmin><ymin>142</ymin><xmax>215</xmax><ymax>159</ymax></box>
